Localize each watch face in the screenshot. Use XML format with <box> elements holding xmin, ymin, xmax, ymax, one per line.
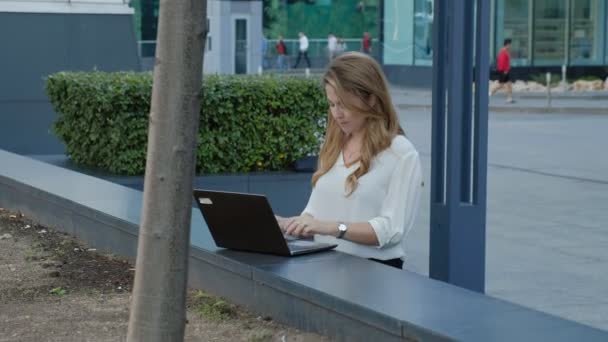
<box><xmin>339</xmin><ymin>223</ymin><xmax>347</xmax><ymax>232</ymax></box>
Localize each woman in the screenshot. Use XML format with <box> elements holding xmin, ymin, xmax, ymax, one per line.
<box><xmin>277</xmin><ymin>52</ymin><xmax>423</xmax><ymax>269</ymax></box>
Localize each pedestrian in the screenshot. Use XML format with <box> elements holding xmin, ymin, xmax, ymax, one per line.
<box><xmin>361</xmin><ymin>32</ymin><xmax>372</xmax><ymax>54</ymax></box>
<box><xmin>327</xmin><ymin>33</ymin><xmax>338</xmax><ymax>62</ymax></box>
<box><xmin>276</xmin><ymin>35</ymin><xmax>288</xmax><ymax>71</ymax></box>
<box><xmin>261</xmin><ymin>35</ymin><xmax>269</xmax><ymax>70</ymax></box>
<box><xmin>293</xmin><ymin>32</ymin><xmax>311</xmax><ymax>69</ymax></box>
<box><xmin>336</xmin><ymin>37</ymin><xmax>348</xmax><ymax>55</ymax></box>
<box><xmin>489</xmin><ymin>38</ymin><xmax>515</xmax><ymax>103</ymax></box>
<box><xmin>276</xmin><ymin>52</ymin><xmax>423</xmax><ymax>270</ymax></box>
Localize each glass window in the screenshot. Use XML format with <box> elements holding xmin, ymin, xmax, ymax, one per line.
<box><xmin>569</xmin><ymin>0</ymin><xmax>600</xmax><ymax>64</ymax></box>
<box><xmin>533</xmin><ymin>0</ymin><xmax>566</xmax><ymax>65</ymax></box>
<box><xmin>605</xmin><ymin>1</ymin><xmax>608</xmax><ymax>65</ymax></box>
<box><xmin>383</xmin><ymin>0</ymin><xmax>414</xmax><ymax>65</ymax></box>
<box><xmin>274</xmin><ymin>1</ymin><xmax>379</xmax><ymax>39</ymax></box>
<box><xmin>495</xmin><ymin>0</ymin><xmax>530</xmax><ymax>66</ymax></box>
<box><xmin>414</xmin><ymin>0</ymin><xmax>434</xmax><ymax>65</ymax></box>
<box><xmin>605</xmin><ymin>1</ymin><xmax>608</xmax><ymax>66</ymax></box>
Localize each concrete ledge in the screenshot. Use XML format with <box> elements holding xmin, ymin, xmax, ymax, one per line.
<box><xmin>2</xmin><ymin>149</ymin><xmax>608</xmax><ymax>341</ymax></box>
<box><xmin>28</xmin><ymin>154</ymin><xmax>314</xmax><ymax>217</ymax></box>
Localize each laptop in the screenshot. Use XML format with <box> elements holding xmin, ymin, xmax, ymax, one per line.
<box><xmin>193</xmin><ymin>189</ymin><xmax>337</xmax><ymax>256</ymax></box>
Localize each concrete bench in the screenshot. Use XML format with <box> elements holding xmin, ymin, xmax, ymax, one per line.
<box><xmin>2</xmin><ymin>149</ymin><xmax>607</xmax><ymax>341</ymax></box>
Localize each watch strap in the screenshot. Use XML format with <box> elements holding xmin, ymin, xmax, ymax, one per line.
<box><xmin>337</xmin><ymin>223</ymin><xmax>347</xmax><ymax>239</ymax></box>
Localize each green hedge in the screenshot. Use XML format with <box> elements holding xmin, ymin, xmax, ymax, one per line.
<box><xmin>46</xmin><ymin>72</ymin><xmax>327</xmax><ymax>175</ymax></box>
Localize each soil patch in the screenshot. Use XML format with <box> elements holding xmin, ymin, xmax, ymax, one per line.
<box><xmin>0</xmin><ymin>208</ymin><xmax>330</xmax><ymax>342</ymax></box>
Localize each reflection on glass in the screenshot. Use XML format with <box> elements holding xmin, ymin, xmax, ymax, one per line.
<box><xmin>533</xmin><ymin>0</ymin><xmax>566</xmax><ymax>65</ymax></box>
<box><xmin>383</xmin><ymin>0</ymin><xmax>414</xmax><ymax>65</ymax></box>
<box><xmin>504</xmin><ymin>0</ymin><xmax>530</xmax><ymax>60</ymax></box>
<box><xmin>569</xmin><ymin>0</ymin><xmax>598</xmax><ymax>63</ymax></box>
<box><xmin>235</xmin><ymin>19</ymin><xmax>247</xmax><ymax>74</ymax></box>
<box><xmin>497</xmin><ymin>0</ymin><xmax>529</xmax><ymax>66</ymax></box>
<box><xmin>414</xmin><ymin>0</ymin><xmax>433</xmax><ymax>65</ymax></box>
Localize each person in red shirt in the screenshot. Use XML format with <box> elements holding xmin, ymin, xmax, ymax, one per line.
<box><xmin>361</xmin><ymin>32</ymin><xmax>372</xmax><ymax>54</ymax></box>
<box><xmin>490</xmin><ymin>38</ymin><xmax>514</xmax><ymax>103</ymax></box>
<box><xmin>275</xmin><ymin>35</ymin><xmax>288</xmax><ymax>71</ymax></box>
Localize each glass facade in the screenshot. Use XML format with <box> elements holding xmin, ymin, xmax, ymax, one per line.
<box><xmin>129</xmin><ymin>0</ymin><xmax>159</xmax><ymax>57</ymax></box>
<box><xmin>383</xmin><ymin>0</ymin><xmax>414</xmax><ymax>65</ymax></box>
<box><xmin>382</xmin><ymin>0</ymin><xmax>608</xmax><ymax>68</ymax></box>
<box><xmin>569</xmin><ymin>0</ymin><xmax>602</xmax><ymax>64</ymax></box>
<box><xmin>533</xmin><ymin>0</ymin><xmax>566</xmax><ymax>65</ymax></box>
<box><xmin>496</xmin><ymin>0</ymin><xmax>530</xmax><ymax>65</ymax></box>
<box><xmin>130</xmin><ymin>0</ymin><xmax>607</xmax><ymax>68</ymax></box>
<box><xmin>275</xmin><ymin>0</ymin><xmax>379</xmax><ymax>39</ymax></box>
<box><xmin>131</xmin><ymin>0</ymin><xmax>381</xmax><ymax>59</ymax></box>
<box><xmin>413</xmin><ymin>0</ymin><xmax>434</xmax><ymax>65</ymax></box>
<box><xmin>383</xmin><ymin>0</ymin><xmax>433</xmax><ymax>65</ymax></box>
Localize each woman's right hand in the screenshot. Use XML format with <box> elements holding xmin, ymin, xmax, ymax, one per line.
<box><xmin>275</xmin><ymin>215</ymin><xmax>290</xmax><ymax>231</ymax></box>
<box><xmin>276</xmin><ymin>214</ymin><xmax>317</xmax><ymax>237</ymax></box>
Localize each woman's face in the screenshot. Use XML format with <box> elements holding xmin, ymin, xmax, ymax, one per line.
<box><xmin>325</xmin><ymin>82</ymin><xmax>367</xmax><ymax>137</ymax></box>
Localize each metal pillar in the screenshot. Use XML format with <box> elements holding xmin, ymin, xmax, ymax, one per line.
<box><xmin>429</xmin><ymin>0</ymin><xmax>490</xmax><ymax>293</ymax></box>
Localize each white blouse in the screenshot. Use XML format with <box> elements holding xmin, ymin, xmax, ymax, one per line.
<box><xmin>302</xmin><ymin>135</ymin><xmax>423</xmax><ymax>260</ymax></box>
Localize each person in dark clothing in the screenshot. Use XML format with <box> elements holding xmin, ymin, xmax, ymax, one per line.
<box><xmin>293</xmin><ymin>32</ymin><xmax>311</xmax><ymax>69</ymax></box>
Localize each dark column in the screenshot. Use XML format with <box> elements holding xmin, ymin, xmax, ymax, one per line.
<box><xmin>429</xmin><ymin>0</ymin><xmax>490</xmax><ymax>293</ymax></box>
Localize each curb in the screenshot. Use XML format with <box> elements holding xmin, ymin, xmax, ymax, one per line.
<box><xmin>391</xmin><ymin>89</ymin><xmax>608</xmax><ymax>100</ymax></box>
<box><xmin>396</xmin><ymin>103</ymin><xmax>608</xmax><ymax>114</ymax></box>
<box><xmin>515</xmin><ymin>94</ymin><xmax>608</xmax><ymax>100</ymax></box>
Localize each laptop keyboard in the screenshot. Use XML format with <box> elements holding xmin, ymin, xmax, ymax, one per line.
<box><xmin>287</xmin><ymin>239</ymin><xmax>321</xmax><ymax>252</ymax></box>
<box><xmin>284</xmin><ymin>234</ymin><xmax>301</xmax><ymax>241</ymax></box>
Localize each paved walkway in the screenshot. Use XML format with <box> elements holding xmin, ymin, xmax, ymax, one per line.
<box><xmin>399</xmin><ymin>102</ymin><xmax>608</xmax><ymax>331</ymax></box>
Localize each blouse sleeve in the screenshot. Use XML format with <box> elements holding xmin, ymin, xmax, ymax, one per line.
<box><xmin>368</xmin><ymin>151</ymin><xmax>423</xmax><ymax>248</ymax></box>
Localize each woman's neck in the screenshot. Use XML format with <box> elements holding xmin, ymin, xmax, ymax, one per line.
<box><xmin>343</xmin><ymin>132</ymin><xmax>363</xmax><ymax>156</ymax></box>
<box><xmin>347</xmin><ymin>130</ymin><xmax>364</xmax><ymax>146</ymax></box>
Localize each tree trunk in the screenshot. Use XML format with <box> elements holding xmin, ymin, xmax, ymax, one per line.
<box><xmin>127</xmin><ymin>1</ymin><xmax>207</xmax><ymax>341</ymax></box>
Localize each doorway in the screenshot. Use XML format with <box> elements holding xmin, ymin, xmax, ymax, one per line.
<box><xmin>234</xmin><ymin>17</ymin><xmax>248</xmax><ymax>74</ymax></box>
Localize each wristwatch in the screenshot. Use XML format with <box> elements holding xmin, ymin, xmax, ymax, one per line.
<box><xmin>337</xmin><ymin>223</ymin><xmax>348</xmax><ymax>239</ymax></box>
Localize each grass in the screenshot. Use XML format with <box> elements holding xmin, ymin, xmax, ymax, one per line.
<box><xmin>190</xmin><ymin>290</ymin><xmax>238</xmax><ymax>321</ymax></box>
<box><xmin>50</xmin><ymin>287</ymin><xmax>66</xmax><ymax>297</ymax></box>
<box><xmin>23</xmin><ymin>247</ymin><xmax>40</xmax><ymax>261</ymax></box>
<box><xmin>576</xmin><ymin>75</ymin><xmax>602</xmax><ymax>81</ymax></box>
<box><xmin>248</xmin><ymin>329</ymin><xmax>274</xmax><ymax>342</ymax></box>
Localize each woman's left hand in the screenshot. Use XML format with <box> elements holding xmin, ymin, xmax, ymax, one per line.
<box><xmin>283</xmin><ymin>215</ymin><xmax>334</xmax><ymax>238</ymax></box>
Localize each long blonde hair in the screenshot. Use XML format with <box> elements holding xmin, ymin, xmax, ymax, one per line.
<box><xmin>312</xmin><ymin>52</ymin><xmax>403</xmax><ymax>195</ymax></box>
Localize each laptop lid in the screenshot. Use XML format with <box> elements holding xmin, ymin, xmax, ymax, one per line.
<box><xmin>193</xmin><ymin>189</ymin><xmax>292</xmax><ymax>256</ymax></box>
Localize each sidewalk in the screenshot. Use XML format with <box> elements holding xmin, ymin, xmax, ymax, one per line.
<box><xmin>398</xmin><ymin>106</ymin><xmax>608</xmax><ymax>331</ymax></box>
<box><xmin>390</xmin><ymin>86</ymin><xmax>608</xmax><ymax>114</ymax></box>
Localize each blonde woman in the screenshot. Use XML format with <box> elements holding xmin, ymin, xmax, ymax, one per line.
<box><xmin>277</xmin><ymin>52</ymin><xmax>423</xmax><ymax>269</ymax></box>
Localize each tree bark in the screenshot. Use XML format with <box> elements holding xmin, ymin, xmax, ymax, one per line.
<box><xmin>127</xmin><ymin>1</ymin><xmax>207</xmax><ymax>341</ymax></box>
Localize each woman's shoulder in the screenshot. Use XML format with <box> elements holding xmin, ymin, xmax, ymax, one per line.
<box><xmin>388</xmin><ymin>135</ymin><xmax>418</xmax><ymax>158</ymax></box>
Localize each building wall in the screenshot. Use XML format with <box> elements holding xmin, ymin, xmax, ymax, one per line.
<box><xmin>203</xmin><ymin>1</ymin><xmax>221</xmax><ymax>74</ymax></box>
<box><xmin>383</xmin><ymin>65</ymin><xmax>434</xmax><ymax>89</ymax></box>
<box><xmin>0</xmin><ymin>1</ymin><xmax>139</xmax><ymax>155</ymax></box>
<box><xmin>204</xmin><ymin>0</ymin><xmax>263</xmax><ymax>75</ymax></box>
<box><xmin>0</xmin><ymin>0</ymin><xmax>133</xmax><ymax>14</ymax></box>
